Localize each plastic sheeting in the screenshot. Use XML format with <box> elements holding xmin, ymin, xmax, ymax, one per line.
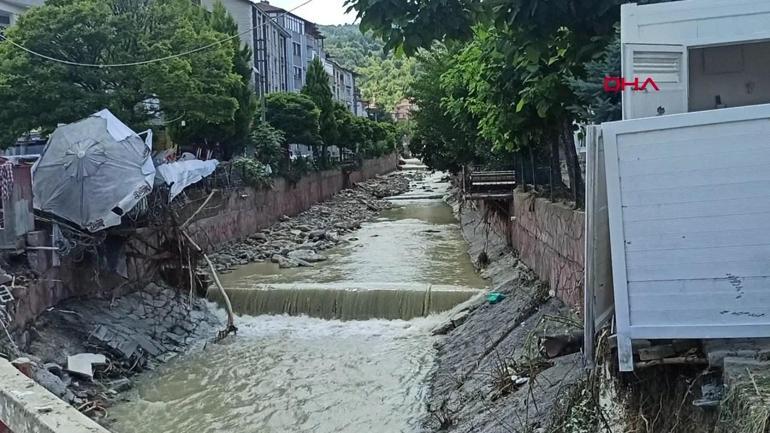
<box><xmin>155</xmin><ymin>159</ymin><xmax>218</xmax><ymax>203</ymax></box>
<box><xmin>32</xmin><ymin>110</ymin><xmax>155</xmax><ymax>232</ymax></box>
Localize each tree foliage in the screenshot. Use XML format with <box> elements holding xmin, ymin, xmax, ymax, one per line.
<box><xmin>357</xmin><ymin>55</ymin><xmax>416</xmax><ymax>112</ymax></box>
<box><xmin>342</xmin><ymin>0</ymin><xmax>668</xmax><ymax>205</ymax></box>
<box><xmin>302</xmin><ymin>58</ymin><xmax>337</xmax><ymax>163</ymax></box>
<box><xmin>264</xmin><ymin>92</ymin><xmax>321</xmax><ymax>146</ymax></box>
<box><xmin>320</xmin><ymin>24</ymin><xmax>415</xmax><ymax>112</ymax></box>
<box><xmin>318</xmin><ymin>24</ymin><xmax>385</xmax><ymax>70</ymax></box>
<box><xmin>0</xmin><ymin>0</ymin><xmax>243</xmax><ymax>148</ymax></box>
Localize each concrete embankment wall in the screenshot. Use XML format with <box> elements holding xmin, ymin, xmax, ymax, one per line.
<box><xmin>186</xmin><ymin>154</ymin><xmax>398</xmax><ymax>250</ymax></box>
<box><xmin>0</xmin><ymin>360</ymin><xmax>111</xmax><ymax>433</ymax></box>
<box><xmin>8</xmin><ymin>154</ymin><xmax>398</xmax><ymax>331</ymax></box>
<box><xmin>475</xmin><ymin>188</ymin><xmax>585</xmax><ymax>311</ymax></box>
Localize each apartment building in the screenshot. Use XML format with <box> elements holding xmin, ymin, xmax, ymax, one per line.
<box><xmin>201</xmin><ymin>0</ymin><xmax>289</xmax><ymax>96</ymax></box>
<box><xmin>0</xmin><ymin>0</ymin><xmax>44</xmax><ymax>29</ymax></box>
<box><xmin>255</xmin><ymin>1</ymin><xmax>325</xmax><ymax>93</ymax></box>
<box><xmin>322</xmin><ymin>58</ymin><xmax>355</xmax><ymax>110</ymax></box>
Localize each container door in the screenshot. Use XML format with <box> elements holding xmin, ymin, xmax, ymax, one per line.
<box><xmin>622</xmin><ymin>44</ymin><xmax>687</xmax><ymax>120</ymax></box>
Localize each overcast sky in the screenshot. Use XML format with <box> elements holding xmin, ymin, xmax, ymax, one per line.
<box><xmin>270</xmin><ymin>0</ymin><xmax>358</xmax><ymax>25</ymax></box>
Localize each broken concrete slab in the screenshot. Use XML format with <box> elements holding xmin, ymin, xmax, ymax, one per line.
<box><xmin>66</xmin><ymin>353</ymin><xmax>106</xmax><ymax>380</ymax></box>
<box><xmin>0</xmin><ymin>359</ymin><xmax>111</xmax><ymax>433</ymax></box>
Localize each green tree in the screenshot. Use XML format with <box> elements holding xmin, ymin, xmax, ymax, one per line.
<box><xmin>302</xmin><ymin>57</ymin><xmax>337</xmax><ymax>166</ymax></box>
<box><xmin>207</xmin><ymin>1</ymin><xmax>258</xmax><ymax>159</ymax></box>
<box><xmin>0</xmin><ymin>0</ymin><xmax>241</xmax><ymax>148</ymax></box>
<box><xmin>264</xmin><ymin>92</ymin><xmax>321</xmax><ymax>146</ymax></box>
<box><xmin>357</xmin><ymin>55</ymin><xmax>416</xmax><ymax>112</ymax></box>
<box><xmin>250</xmin><ymin>121</ymin><xmax>286</xmax><ymax>168</ymax></box>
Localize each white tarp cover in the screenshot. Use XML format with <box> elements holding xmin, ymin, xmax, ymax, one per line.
<box><xmin>32</xmin><ymin>109</ymin><xmax>155</xmax><ymax>232</ymax></box>
<box><xmin>156</xmin><ymin>159</ymin><xmax>218</xmax><ymax>203</ymax></box>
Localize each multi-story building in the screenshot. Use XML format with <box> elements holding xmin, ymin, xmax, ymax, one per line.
<box><xmin>393</xmin><ymin>98</ymin><xmax>417</xmax><ymax>122</ymax></box>
<box><xmin>199</xmin><ymin>1</ymin><xmax>363</xmax><ymax>116</ymax></box>
<box><xmin>0</xmin><ymin>0</ymin><xmax>44</xmax><ymax>29</ymax></box>
<box><xmin>255</xmin><ymin>1</ymin><xmax>325</xmax><ymax>93</ymax></box>
<box><xmin>201</xmin><ymin>0</ymin><xmax>289</xmax><ymax>96</ymax></box>
<box><xmin>323</xmin><ymin>57</ymin><xmax>365</xmax><ymax>116</ymax></box>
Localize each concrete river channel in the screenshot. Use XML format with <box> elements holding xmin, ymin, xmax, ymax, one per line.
<box><xmin>109</xmin><ymin>169</ymin><xmax>487</xmax><ymax>433</ymax></box>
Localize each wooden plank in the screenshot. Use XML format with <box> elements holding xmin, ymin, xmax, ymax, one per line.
<box><xmin>627</xmin><ymin>244</ymin><xmax>770</xmax><ymax>267</ymax></box>
<box><xmin>619</xmin><ymin>147</ymin><xmax>770</xmax><ymax>177</ymax></box>
<box><xmin>630</xmin><ymin>310</ymin><xmax>769</xmax><ymax>327</ymax></box>
<box><xmin>621</xmin><ymin>165</ymin><xmax>770</xmax><ymax>193</ymax></box>
<box><xmin>623</xmin><ymin>197</ymin><xmax>770</xmax><ymax>222</ymax></box>
<box><xmin>617</xmin><ymin>123</ymin><xmax>768</xmax><ymax>160</ymax></box>
<box><xmin>625</xmin><ymin>228</ymin><xmax>770</xmax><ymax>251</ymax></box>
<box><xmin>630</xmin><ymin>292</ymin><xmax>770</xmax><ymax>311</ymax></box>
<box><xmin>629</xmin><ymin>323</ymin><xmax>770</xmax><ymax>339</ymax></box>
<box><xmin>627</xmin><ymin>259</ymin><xmax>770</xmax><ymax>282</ymax></box>
<box><xmin>628</xmin><ymin>276</ymin><xmax>770</xmax><ymax>295</ymax></box>
<box><xmin>621</xmin><ymin>180</ymin><xmax>770</xmax><ymax>206</ymax></box>
<box><xmin>624</xmin><ymin>211</ymin><xmax>770</xmax><ymax>238</ymax></box>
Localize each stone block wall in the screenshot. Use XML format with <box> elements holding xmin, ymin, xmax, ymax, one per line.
<box><xmin>7</xmin><ymin>154</ymin><xmax>398</xmax><ymax>330</ymax></box>
<box><xmin>185</xmin><ymin>154</ymin><xmax>398</xmax><ymax>249</ymax></box>
<box><xmin>509</xmin><ymin>189</ymin><xmax>585</xmax><ymax>310</ymax></box>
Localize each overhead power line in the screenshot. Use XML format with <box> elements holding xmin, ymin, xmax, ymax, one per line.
<box><xmin>0</xmin><ymin>0</ymin><xmax>316</xmax><ymax>68</ymax></box>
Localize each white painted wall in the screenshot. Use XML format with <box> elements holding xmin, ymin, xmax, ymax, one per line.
<box><xmin>602</xmin><ymin>104</ymin><xmax>770</xmax><ymax>370</ymax></box>
<box><xmin>622</xmin><ymin>0</ymin><xmax>770</xmax><ymax>47</ymax></box>
<box><xmin>621</xmin><ymin>0</ymin><xmax>770</xmax><ymax>120</ymax></box>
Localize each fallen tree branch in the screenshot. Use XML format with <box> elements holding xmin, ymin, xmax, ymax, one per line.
<box><xmin>182</xmin><ymin>189</ymin><xmax>218</xmax><ymax>229</ymax></box>
<box><xmin>180</xmin><ymin>229</ymin><xmax>237</xmax><ymax>339</ymax></box>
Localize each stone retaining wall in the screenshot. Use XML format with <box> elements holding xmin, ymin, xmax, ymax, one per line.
<box><xmin>185</xmin><ymin>154</ymin><xmax>398</xmax><ymax>250</ymax></box>
<box><xmin>7</xmin><ymin>154</ymin><xmax>398</xmax><ymax>331</ymax></box>
<box><xmin>474</xmin><ymin>188</ymin><xmax>585</xmax><ymax>312</ymax></box>
<box><xmin>509</xmin><ymin>190</ymin><xmax>585</xmax><ymax>311</ymax></box>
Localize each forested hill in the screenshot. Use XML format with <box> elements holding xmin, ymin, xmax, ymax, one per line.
<box><xmin>319</xmin><ymin>24</ymin><xmax>416</xmax><ymax>111</ymax></box>
<box><xmin>319</xmin><ymin>24</ymin><xmax>385</xmax><ymax>70</ymax></box>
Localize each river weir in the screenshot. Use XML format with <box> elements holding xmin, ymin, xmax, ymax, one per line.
<box><xmin>109</xmin><ymin>168</ymin><xmax>486</xmax><ymax>433</ymax></box>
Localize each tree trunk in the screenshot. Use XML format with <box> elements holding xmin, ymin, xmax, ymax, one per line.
<box><xmin>549</xmin><ymin>130</ymin><xmax>563</xmax><ymax>199</ymax></box>
<box><xmin>561</xmin><ymin>119</ymin><xmax>584</xmax><ymax>208</ymax></box>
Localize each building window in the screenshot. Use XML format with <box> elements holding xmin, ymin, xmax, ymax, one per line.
<box><xmin>293</xmin><ymin>42</ymin><xmax>301</xmax><ymax>57</ymax></box>
<box><xmin>294</xmin><ymin>66</ymin><xmax>303</xmax><ymax>80</ymax></box>
<box><xmin>0</xmin><ymin>12</ymin><xmax>10</xmax><ymax>29</ymax></box>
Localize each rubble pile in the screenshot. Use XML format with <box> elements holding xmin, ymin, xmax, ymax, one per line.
<box><xmin>207</xmin><ymin>173</ymin><xmax>413</xmax><ymax>271</ymax></box>
<box><xmin>15</xmin><ymin>282</ymin><xmax>220</xmax><ymax>416</ymax></box>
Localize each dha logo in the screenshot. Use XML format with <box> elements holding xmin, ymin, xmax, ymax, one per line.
<box><xmin>603</xmin><ymin>76</ymin><xmax>660</xmax><ymax>93</ymax></box>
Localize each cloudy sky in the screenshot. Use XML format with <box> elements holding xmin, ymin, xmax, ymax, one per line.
<box><xmin>270</xmin><ymin>0</ymin><xmax>358</xmax><ymax>25</ymax></box>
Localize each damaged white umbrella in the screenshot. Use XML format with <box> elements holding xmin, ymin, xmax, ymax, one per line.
<box><xmin>32</xmin><ymin>110</ymin><xmax>155</xmax><ymax>232</ymax></box>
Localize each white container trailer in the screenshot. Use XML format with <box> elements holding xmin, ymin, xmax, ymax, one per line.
<box><xmin>586</xmin><ymin>0</ymin><xmax>770</xmax><ymax>371</ymax></box>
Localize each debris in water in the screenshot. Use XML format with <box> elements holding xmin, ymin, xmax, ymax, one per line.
<box><xmin>66</xmin><ymin>353</ymin><xmax>107</xmax><ymax>380</ymax></box>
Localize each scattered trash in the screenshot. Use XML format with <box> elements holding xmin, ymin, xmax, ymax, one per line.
<box><xmin>487</xmin><ymin>292</ymin><xmax>506</xmax><ymax>304</ymax></box>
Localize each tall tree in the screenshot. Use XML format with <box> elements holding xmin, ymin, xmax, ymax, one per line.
<box><xmin>302</xmin><ymin>58</ymin><xmax>337</xmax><ymax>166</ymax></box>
<box><xmin>205</xmin><ymin>1</ymin><xmax>258</xmax><ymax>159</ymax></box>
<box><xmin>0</xmin><ymin>0</ymin><xmax>241</xmax><ymax>148</ymax></box>
<box><xmin>265</xmin><ymin>92</ymin><xmax>321</xmax><ymax>147</ymax></box>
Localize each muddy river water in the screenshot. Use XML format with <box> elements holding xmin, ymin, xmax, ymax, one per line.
<box><xmin>110</xmin><ymin>171</ymin><xmax>486</xmax><ymax>433</ymax></box>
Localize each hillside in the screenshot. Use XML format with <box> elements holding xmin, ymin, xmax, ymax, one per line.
<box><xmin>319</xmin><ymin>24</ymin><xmax>416</xmax><ymax>111</ymax></box>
